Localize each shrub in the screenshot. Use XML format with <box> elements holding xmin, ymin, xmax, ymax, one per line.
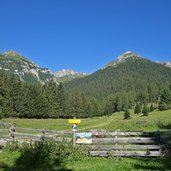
<box><xmin>3</xmin><ymin>141</ymin><xmax>86</xmax><ymax>171</ymax></box>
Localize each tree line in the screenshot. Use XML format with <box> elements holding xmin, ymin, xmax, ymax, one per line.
<box><xmin>0</xmin><ymin>73</ymin><xmax>101</xmax><ymax>118</ymax></box>
<box><xmin>0</xmin><ymin>69</ymin><xmax>171</xmax><ymax>119</ymax></box>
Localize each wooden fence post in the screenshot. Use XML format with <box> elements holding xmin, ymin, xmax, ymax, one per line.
<box><xmin>9</xmin><ymin>123</ymin><xmax>16</xmax><ymax>142</ymax></box>
<box><xmin>73</xmin><ymin>130</ymin><xmax>76</xmax><ymax>146</ymax></box>
<box><xmin>41</xmin><ymin>129</ymin><xmax>45</xmax><ymax>141</ymax></box>
<box><xmin>156</xmin><ymin>130</ymin><xmax>162</xmax><ymax>154</ymax></box>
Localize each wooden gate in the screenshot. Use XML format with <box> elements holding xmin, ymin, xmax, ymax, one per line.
<box><xmin>76</xmin><ymin>129</ymin><xmax>171</xmax><ymax>157</ymax></box>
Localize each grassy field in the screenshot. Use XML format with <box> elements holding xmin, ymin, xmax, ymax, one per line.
<box><xmin>1</xmin><ymin>109</ymin><xmax>171</xmax><ymax>131</ymax></box>
<box><xmin>0</xmin><ymin>149</ymin><xmax>170</xmax><ymax>171</ymax></box>
<box><xmin>0</xmin><ymin>109</ymin><xmax>171</xmax><ymax>171</ymax></box>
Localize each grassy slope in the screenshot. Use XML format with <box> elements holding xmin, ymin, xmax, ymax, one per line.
<box><xmin>0</xmin><ymin>110</ymin><xmax>171</xmax><ymax>171</ymax></box>
<box><xmin>1</xmin><ymin>109</ymin><xmax>171</xmax><ymax>131</ymax></box>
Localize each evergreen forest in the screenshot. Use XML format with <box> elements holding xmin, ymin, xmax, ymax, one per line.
<box><xmin>0</xmin><ymin>57</ymin><xmax>171</xmax><ymax>118</ymax></box>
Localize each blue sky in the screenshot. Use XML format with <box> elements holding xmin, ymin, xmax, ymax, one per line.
<box><xmin>0</xmin><ymin>0</ymin><xmax>171</xmax><ymax>73</ymax></box>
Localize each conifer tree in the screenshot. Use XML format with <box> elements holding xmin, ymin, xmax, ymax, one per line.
<box><xmin>56</xmin><ymin>82</ymin><xmax>66</xmax><ymax>118</ymax></box>
<box><xmin>159</xmin><ymin>88</ymin><xmax>171</xmax><ymax>110</ymax></box>
<box><xmin>45</xmin><ymin>80</ymin><xmax>59</xmax><ymax>118</ymax></box>
<box><xmin>134</xmin><ymin>103</ymin><xmax>141</xmax><ymax>114</ymax></box>
<box><xmin>142</xmin><ymin>104</ymin><xmax>149</xmax><ymax>116</ymax></box>
<box><xmin>124</xmin><ymin>109</ymin><xmax>130</xmax><ymax>119</ymax></box>
<box><xmin>150</xmin><ymin>103</ymin><xmax>154</xmax><ymax>112</ymax></box>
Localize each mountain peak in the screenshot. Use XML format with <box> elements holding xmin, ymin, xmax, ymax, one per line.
<box><xmin>103</xmin><ymin>51</ymin><xmax>141</xmax><ymax>69</ymax></box>
<box><xmin>117</xmin><ymin>51</ymin><xmax>139</xmax><ymax>62</ymax></box>
<box><xmin>3</xmin><ymin>50</ymin><xmax>22</xmax><ymax>57</ymax></box>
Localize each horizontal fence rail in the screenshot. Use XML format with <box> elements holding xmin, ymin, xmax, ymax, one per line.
<box><xmin>0</xmin><ymin>122</ymin><xmax>72</xmax><ymax>146</ymax></box>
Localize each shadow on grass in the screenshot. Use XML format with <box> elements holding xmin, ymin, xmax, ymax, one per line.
<box><xmin>158</xmin><ymin>122</ymin><xmax>171</xmax><ymax>130</ymax></box>
<box><xmin>0</xmin><ymin>141</ymin><xmax>72</xmax><ymax>171</ymax></box>
<box><xmin>133</xmin><ymin>157</ymin><xmax>171</xmax><ymax>171</ymax></box>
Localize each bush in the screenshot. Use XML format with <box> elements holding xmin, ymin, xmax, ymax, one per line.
<box><xmin>3</xmin><ymin>141</ymin><xmax>86</xmax><ymax>171</ymax></box>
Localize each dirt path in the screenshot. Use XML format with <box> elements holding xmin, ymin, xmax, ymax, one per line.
<box><xmin>62</xmin><ymin>116</ymin><xmax>113</xmax><ymax>131</ymax></box>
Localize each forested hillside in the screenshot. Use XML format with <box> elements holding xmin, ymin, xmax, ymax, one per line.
<box><xmin>64</xmin><ymin>53</ymin><xmax>171</xmax><ymax>113</ymax></box>
<box><xmin>0</xmin><ymin>51</ymin><xmax>171</xmax><ymax>118</ymax></box>
<box><xmin>0</xmin><ymin>72</ymin><xmax>99</xmax><ymax>118</ymax></box>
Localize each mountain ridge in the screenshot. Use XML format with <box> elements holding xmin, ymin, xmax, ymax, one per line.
<box><xmin>0</xmin><ymin>50</ymin><xmax>170</xmax><ymax>85</ymax></box>
<box><xmin>0</xmin><ymin>50</ymin><xmax>87</xmax><ymax>84</ymax></box>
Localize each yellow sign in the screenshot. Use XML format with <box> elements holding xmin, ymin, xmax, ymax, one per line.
<box><xmin>68</xmin><ymin>119</ymin><xmax>81</xmax><ymax>124</ymax></box>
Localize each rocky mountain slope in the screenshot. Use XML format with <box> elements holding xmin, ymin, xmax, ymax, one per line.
<box><xmin>0</xmin><ymin>50</ymin><xmax>55</xmax><ymax>84</ymax></box>
<box><xmin>0</xmin><ymin>50</ymin><xmax>87</xmax><ymax>84</ymax></box>
<box><xmin>158</xmin><ymin>62</ymin><xmax>171</xmax><ymax>68</ymax></box>
<box><xmin>55</xmin><ymin>69</ymin><xmax>87</xmax><ymax>82</ymax></box>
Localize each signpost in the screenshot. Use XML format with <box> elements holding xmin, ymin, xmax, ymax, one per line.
<box><xmin>68</xmin><ymin>119</ymin><xmax>81</xmax><ymax>146</ymax></box>
<box><xmin>68</xmin><ymin>119</ymin><xmax>81</xmax><ymax>124</ymax></box>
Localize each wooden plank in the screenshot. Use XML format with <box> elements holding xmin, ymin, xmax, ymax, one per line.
<box><xmin>84</xmin><ymin>145</ymin><xmax>162</xmax><ymax>150</ymax></box>
<box><xmin>54</xmin><ymin>137</ymin><xmax>72</xmax><ymax>142</ymax></box>
<box><xmin>15</xmin><ymin>127</ymin><xmax>72</xmax><ymax>135</ymax></box>
<box><xmin>10</xmin><ymin>132</ymin><xmax>72</xmax><ymax>142</ymax></box>
<box><xmin>0</xmin><ymin>135</ymin><xmax>10</xmax><ymax>138</ymax></box>
<box><xmin>92</xmin><ymin>137</ymin><xmax>157</xmax><ymax>144</ymax></box>
<box><xmin>0</xmin><ymin>122</ymin><xmax>13</xmax><ymax>127</ymax></box>
<box><xmin>112</xmin><ymin>151</ymin><xmax>163</xmax><ymax>157</ymax></box>
<box><xmin>157</xmin><ymin>129</ymin><xmax>171</xmax><ymax>133</ymax></box>
<box><xmin>11</xmin><ymin>132</ymin><xmax>41</xmax><ymax>139</ymax></box>
<box><xmin>0</xmin><ymin>129</ymin><xmax>9</xmax><ymax>132</ymax></box>
<box><xmin>90</xmin><ymin>151</ymin><xmax>109</xmax><ymax>157</ymax></box>
<box><xmin>161</xmin><ymin>136</ymin><xmax>171</xmax><ymax>141</ymax></box>
<box><xmin>91</xmin><ymin>131</ymin><xmax>157</xmax><ymax>136</ymax></box>
<box><xmin>90</xmin><ymin>151</ymin><xmax>162</xmax><ymax>157</ymax></box>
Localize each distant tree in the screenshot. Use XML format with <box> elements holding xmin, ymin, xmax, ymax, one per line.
<box><xmin>87</xmin><ymin>96</ymin><xmax>100</xmax><ymax>117</ymax></box>
<box><xmin>56</xmin><ymin>82</ymin><xmax>66</xmax><ymax>118</ymax></box>
<box><xmin>159</xmin><ymin>88</ymin><xmax>171</xmax><ymax>110</ymax></box>
<box><xmin>142</xmin><ymin>104</ymin><xmax>149</xmax><ymax>116</ymax></box>
<box><xmin>134</xmin><ymin>103</ymin><xmax>141</xmax><ymax>114</ymax></box>
<box><xmin>150</xmin><ymin>103</ymin><xmax>154</xmax><ymax>112</ymax></box>
<box><xmin>45</xmin><ymin>80</ymin><xmax>60</xmax><ymax>118</ymax></box>
<box><xmin>124</xmin><ymin>109</ymin><xmax>130</xmax><ymax>119</ymax></box>
<box><xmin>0</xmin><ymin>75</ymin><xmax>15</xmax><ymax>117</ymax></box>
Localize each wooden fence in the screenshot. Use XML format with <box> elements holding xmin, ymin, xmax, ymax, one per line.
<box><xmin>0</xmin><ymin>122</ymin><xmax>72</xmax><ymax>146</ymax></box>
<box><xmin>0</xmin><ymin>122</ymin><xmax>170</xmax><ymax>157</ymax></box>
<box><xmin>85</xmin><ymin>130</ymin><xmax>164</xmax><ymax>157</ymax></box>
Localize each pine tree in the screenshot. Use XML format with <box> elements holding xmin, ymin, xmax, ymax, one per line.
<box><xmin>88</xmin><ymin>96</ymin><xmax>100</xmax><ymax>117</ymax></box>
<box><xmin>124</xmin><ymin>109</ymin><xmax>130</xmax><ymax>119</ymax></box>
<box><xmin>142</xmin><ymin>104</ymin><xmax>149</xmax><ymax>116</ymax></box>
<box><xmin>44</xmin><ymin>79</ymin><xmax>59</xmax><ymax>118</ymax></box>
<box><xmin>134</xmin><ymin>103</ymin><xmax>141</xmax><ymax>114</ymax></box>
<box><xmin>0</xmin><ymin>75</ymin><xmax>15</xmax><ymax>117</ymax></box>
<box><xmin>150</xmin><ymin>103</ymin><xmax>154</xmax><ymax>112</ymax></box>
<box><xmin>159</xmin><ymin>88</ymin><xmax>171</xmax><ymax>110</ymax></box>
<box><xmin>56</xmin><ymin>83</ymin><xmax>66</xmax><ymax>118</ymax></box>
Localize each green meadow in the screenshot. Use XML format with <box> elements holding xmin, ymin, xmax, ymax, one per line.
<box><xmin>0</xmin><ymin>110</ymin><xmax>171</xmax><ymax>171</ymax></box>
<box><xmin>1</xmin><ymin>109</ymin><xmax>171</xmax><ymax>131</ymax></box>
